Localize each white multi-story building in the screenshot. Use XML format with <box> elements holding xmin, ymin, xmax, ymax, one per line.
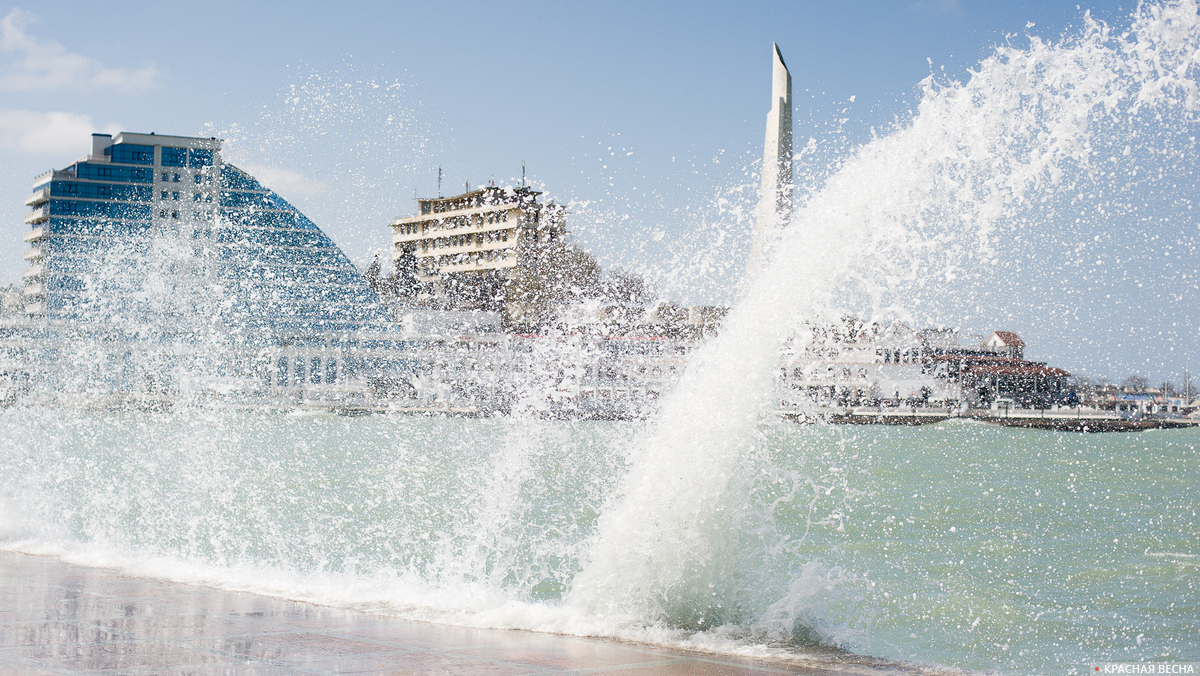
<box><xmin>390</xmin><ymin>185</ymin><xmax>566</xmax><ymax>284</ymax></box>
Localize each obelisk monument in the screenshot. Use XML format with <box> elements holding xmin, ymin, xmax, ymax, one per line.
<box><xmin>747</xmin><ymin>43</ymin><xmax>793</xmax><ymax>278</ymax></box>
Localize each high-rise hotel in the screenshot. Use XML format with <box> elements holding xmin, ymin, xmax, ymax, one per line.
<box><xmin>16</xmin><ymin>131</ymin><xmax>415</xmax><ymax>405</ymax></box>
<box><xmin>23</xmin><ymin>132</ymin><xmax>388</xmax><ymax>336</ymax></box>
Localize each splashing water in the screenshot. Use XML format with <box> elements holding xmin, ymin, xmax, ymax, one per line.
<box><xmin>572</xmin><ymin>0</ymin><xmax>1200</xmax><ymax>658</ymax></box>
<box><xmin>3</xmin><ymin>3</ymin><xmax>1200</xmax><ymax>674</ymax></box>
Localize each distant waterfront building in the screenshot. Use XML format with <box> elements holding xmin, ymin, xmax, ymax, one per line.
<box><xmin>984</xmin><ymin>330</ymin><xmax>1025</xmax><ymax>359</ymax></box>
<box><xmin>23</xmin><ymin>132</ymin><xmax>387</xmax><ymax>335</ymax></box>
<box><xmin>388</xmin><ymin>185</ymin><xmax>590</xmax><ymax>332</ymax></box>
<box><xmin>390</xmin><ymin>185</ymin><xmax>565</xmax><ymax>285</ymax></box>
<box><xmin>16</xmin><ymin>131</ymin><xmax>415</xmax><ymax>406</ymax></box>
<box><xmin>778</xmin><ymin>324</ymin><xmax>1070</xmax><ymax>409</ymax></box>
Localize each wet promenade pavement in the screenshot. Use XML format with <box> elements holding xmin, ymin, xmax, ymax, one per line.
<box><xmin>0</xmin><ymin>550</ymin><xmax>938</xmax><ymax>675</ymax></box>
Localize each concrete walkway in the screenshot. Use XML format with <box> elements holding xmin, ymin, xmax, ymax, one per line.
<box><xmin>0</xmin><ymin>550</ymin><xmax>944</xmax><ymax>675</ymax></box>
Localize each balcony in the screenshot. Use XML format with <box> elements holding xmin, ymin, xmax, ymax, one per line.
<box><xmin>23</xmin><ymin>227</ymin><xmax>47</xmax><ymax>242</ymax></box>
<box><xmin>21</xmin><ymin>264</ymin><xmax>43</xmax><ymax>280</ymax></box>
<box><xmin>22</xmin><ymin>247</ymin><xmax>44</xmax><ymax>261</ymax></box>
<box><xmin>24</xmin><ymin>301</ymin><xmax>43</xmax><ymax>315</ymax></box>
<box><xmin>23</xmin><ymin>206</ymin><xmax>48</xmax><ymax>225</ymax></box>
<box><xmin>24</xmin><ymin>187</ymin><xmax>49</xmax><ymax>207</ymax></box>
<box><xmin>22</xmin><ymin>282</ymin><xmax>43</xmax><ymax>297</ymax></box>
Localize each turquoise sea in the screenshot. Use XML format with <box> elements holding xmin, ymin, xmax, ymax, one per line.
<box><xmin>2</xmin><ymin>410</ymin><xmax>1195</xmax><ymax>674</ymax></box>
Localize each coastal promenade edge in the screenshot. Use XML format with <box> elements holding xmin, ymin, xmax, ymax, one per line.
<box><xmin>0</xmin><ymin>550</ymin><xmax>958</xmax><ymax>675</ymax></box>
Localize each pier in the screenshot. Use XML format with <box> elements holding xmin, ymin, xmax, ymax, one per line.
<box><xmin>783</xmin><ymin>405</ymin><xmax>1200</xmax><ymax>432</ymax></box>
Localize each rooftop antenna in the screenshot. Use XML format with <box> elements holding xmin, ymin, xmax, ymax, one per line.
<box><xmin>521</xmin><ymin>160</ymin><xmax>526</xmax><ymax>187</ymax></box>
<box><xmin>465</xmin><ymin>180</ymin><xmax>470</xmax><ymax>193</ymax></box>
<box><xmin>437</xmin><ymin>167</ymin><xmax>442</xmax><ymax>198</ymax></box>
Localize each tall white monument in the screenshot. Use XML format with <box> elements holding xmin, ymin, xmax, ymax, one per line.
<box><xmin>747</xmin><ymin>43</ymin><xmax>793</xmax><ymax>277</ymax></box>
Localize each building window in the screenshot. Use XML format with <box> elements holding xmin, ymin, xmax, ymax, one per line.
<box><xmin>172</xmin><ymin>191</ymin><xmax>180</xmax><ymax>200</ymax></box>
<box><xmin>161</xmin><ymin>190</ymin><xmax>169</xmax><ymax>199</ymax></box>
<box><xmin>161</xmin><ymin>173</ymin><xmax>169</xmax><ymax>182</ymax></box>
<box><xmin>172</xmin><ymin>173</ymin><xmax>180</xmax><ymax>182</ymax></box>
<box><xmin>161</xmin><ymin>147</ymin><xmax>187</xmax><ymax>167</ymax></box>
<box><xmin>193</xmin><ymin>193</ymin><xmax>201</xmax><ymax>201</ymax></box>
<box><xmin>187</xmin><ymin>148</ymin><xmax>214</xmax><ymax>167</ymax></box>
<box><xmin>107</xmin><ymin>143</ymin><xmax>154</xmax><ymax>165</ymax></box>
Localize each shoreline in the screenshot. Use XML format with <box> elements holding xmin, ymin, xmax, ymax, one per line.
<box><xmin>783</xmin><ymin>408</ymin><xmax>1200</xmax><ymax>432</ymax></box>
<box><xmin>0</xmin><ymin>549</ymin><xmax>965</xmax><ymax>675</ymax></box>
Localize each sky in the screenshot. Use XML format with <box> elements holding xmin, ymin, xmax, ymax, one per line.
<box><xmin>0</xmin><ymin>0</ymin><xmax>1196</xmax><ymax>386</ymax></box>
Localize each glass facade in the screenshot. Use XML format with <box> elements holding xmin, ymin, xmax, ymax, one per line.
<box><xmin>106</xmin><ymin>143</ymin><xmax>155</xmax><ymax>165</ymax></box>
<box><xmin>18</xmin><ymin>132</ymin><xmax>410</xmax><ymax>404</ymax></box>
<box><xmin>23</xmin><ymin>132</ymin><xmax>388</xmax><ymax>341</ymax></box>
<box><xmin>215</xmin><ymin>163</ymin><xmax>391</xmax><ymax>338</ymax></box>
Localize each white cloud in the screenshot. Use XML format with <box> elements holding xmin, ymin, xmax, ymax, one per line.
<box><xmin>0</xmin><ymin>8</ymin><xmax>158</xmax><ymax>92</ymax></box>
<box><xmin>233</xmin><ymin>162</ymin><xmax>330</xmax><ymax>198</ymax></box>
<box><xmin>907</xmin><ymin>0</ymin><xmax>963</xmax><ymax>16</ymax></box>
<box><xmin>0</xmin><ymin>108</ymin><xmax>120</xmax><ymax>154</ymax></box>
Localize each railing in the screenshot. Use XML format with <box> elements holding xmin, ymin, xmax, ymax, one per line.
<box><xmin>23</xmin><ymin>206</ymin><xmax>49</xmax><ymax>224</ymax></box>
<box><xmin>24</xmin><ymin>187</ymin><xmax>50</xmax><ymax>207</ymax></box>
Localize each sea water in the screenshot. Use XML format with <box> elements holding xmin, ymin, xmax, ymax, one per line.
<box><xmin>4</xmin><ymin>1</ymin><xmax>1200</xmax><ymax>673</ymax></box>
<box><xmin>1</xmin><ymin>410</ymin><xmax>1195</xmax><ymax>673</ymax></box>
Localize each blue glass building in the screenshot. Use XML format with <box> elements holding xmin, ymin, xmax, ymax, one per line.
<box><xmin>19</xmin><ymin>132</ymin><xmax>414</xmax><ymax>405</ymax></box>
<box><xmin>23</xmin><ymin>132</ymin><xmax>388</xmax><ymax>333</ymax></box>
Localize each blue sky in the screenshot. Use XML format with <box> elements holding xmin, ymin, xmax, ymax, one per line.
<box><xmin>1</xmin><ymin>1</ymin><xmax>1196</xmax><ymax>385</ymax></box>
